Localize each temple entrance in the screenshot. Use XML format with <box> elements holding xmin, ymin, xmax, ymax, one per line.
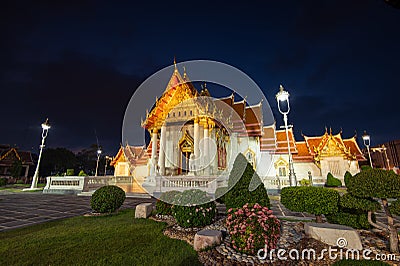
<box><xmin>178</xmin><ymin>130</ymin><xmax>194</xmax><ymax>175</ymax></box>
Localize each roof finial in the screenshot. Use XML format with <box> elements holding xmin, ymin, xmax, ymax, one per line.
<box><xmin>330</xmin><ymin>127</ymin><xmax>332</xmax><ymax>135</ymax></box>
<box><xmin>173</xmin><ymin>56</ymin><xmax>177</xmax><ymax>70</ymax></box>
<box><xmin>183</xmin><ymin>66</ymin><xmax>187</xmax><ymax>79</ymax></box>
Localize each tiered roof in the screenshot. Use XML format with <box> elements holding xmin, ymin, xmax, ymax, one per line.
<box><xmin>110</xmin><ymin>145</ymin><xmax>148</xmax><ymax>167</ymax></box>
<box><xmin>0</xmin><ymin>146</ymin><xmax>34</xmax><ymax>166</ymax></box>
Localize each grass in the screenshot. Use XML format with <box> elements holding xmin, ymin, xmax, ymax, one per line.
<box><xmin>0</xmin><ymin>209</ymin><xmax>201</xmax><ymax>266</ymax></box>
<box><xmin>0</xmin><ymin>183</ymin><xmax>46</xmax><ymax>192</ymax></box>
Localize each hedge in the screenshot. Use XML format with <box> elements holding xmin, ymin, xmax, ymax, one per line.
<box><xmin>281</xmin><ymin>186</ymin><xmax>339</xmax><ymax>222</ymax></box>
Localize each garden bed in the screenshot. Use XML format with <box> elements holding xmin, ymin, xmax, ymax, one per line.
<box><xmin>153</xmin><ymin>214</ymin><xmax>399</xmax><ymax>265</ymax></box>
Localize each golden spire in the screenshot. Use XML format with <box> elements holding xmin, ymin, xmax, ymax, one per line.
<box><xmin>183</xmin><ymin>66</ymin><xmax>187</xmax><ymax>79</ymax></box>
<box><xmin>174</xmin><ymin>56</ymin><xmax>177</xmax><ymax>70</ymax></box>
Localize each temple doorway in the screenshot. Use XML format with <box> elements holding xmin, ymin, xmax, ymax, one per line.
<box><xmin>178</xmin><ymin>130</ymin><xmax>194</xmax><ymax>175</ymax></box>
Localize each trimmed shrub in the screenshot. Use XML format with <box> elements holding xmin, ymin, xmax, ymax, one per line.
<box><xmin>0</xmin><ymin>177</ymin><xmax>7</xmax><ymax>186</ymax></box>
<box><xmin>224</xmin><ymin>154</ymin><xmax>270</xmax><ymax>211</ymax></box>
<box><xmin>361</xmin><ymin>165</ymin><xmax>372</xmax><ymax>171</ymax></box>
<box><xmin>156</xmin><ymin>190</ymin><xmax>181</xmax><ymax>215</ymax></box>
<box><xmin>343</xmin><ymin>171</ymin><xmax>352</xmax><ymax>187</ymax></box>
<box><xmin>78</xmin><ymin>170</ymin><xmax>87</xmax><ymax>176</ymax></box>
<box><xmin>325</xmin><ymin>172</ymin><xmax>342</xmax><ymax>187</ymax></box>
<box><xmin>346</xmin><ymin>168</ymin><xmax>400</xmax><ymax>253</ymax></box>
<box><xmin>299</xmin><ymin>179</ymin><xmax>311</xmax><ymax>186</ymax></box>
<box><xmin>333</xmin><ymin>259</ymin><xmax>390</xmax><ymax>265</ymax></box>
<box><xmin>281</xmin><ymin>186</ymin><xmax>339</xmax><ymax>223</ymax></box>
<box><xmin>215</xmin><ymin>187</ymin><xmax>228</xmax><ymax>203</ymax></box>
<box><xmin>389</xmin><ymin>199</ymin><xmax>400</xmax><ymax>216</ymax></box>
<box><xmin>339</xmin><ymin>193</ymin><xmax>380</xmax><ymax>212</ymax></box>
<box><xmin>326</xmin><ymin>211</ymin><xmax>371</xmax><ymax>229</ymax></box>
<box><xmin>226</xmin><ymin>203</ymin><xmax>280</xmax><ymax>255</ymax></box>
<box><xmin>66</xmin><ymin>169</ymin><xmax>74</xmax><ymax>176</ymax></box>
<box><xmin>90</xmin><ymin>185</ymin><xmax>126</xmax><ymax>213</ymax></box>
<box><xmin>347</xmin><ymin>168</ymin><xmax>400</xmax><ymax>199</ymax></box>
<box><xmin>172</xmin><ymin>189</ymin><xmax>216</xmax><ymax>228</ymax></box>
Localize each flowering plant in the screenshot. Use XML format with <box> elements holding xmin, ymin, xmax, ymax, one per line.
<box><xmin>226</xmin><ymin>203</ymin><xmax>281</xmax><ymax>255</ymax></box>
<box><xmin>172</xmin><ymin>189</ymin><xmax>216</xmax><ymax>228</ymax></box>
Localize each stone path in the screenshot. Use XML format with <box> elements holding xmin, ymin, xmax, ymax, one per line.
<box><xmin>0</xmin><ymin>192</ymin><xmax>156</xmax><ymax>232</ymax></box>
<box><xmin>1</xmin><ymin>193</ymin><xmax>398</xmax><ymax>232</ymax></box>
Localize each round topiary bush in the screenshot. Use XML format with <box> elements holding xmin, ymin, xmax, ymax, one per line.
<box><xmin>326</xmin><ymin>172</ymin><xmax>342</xmax><ymax>187</ymax></box>
<box><xmin>226</xmin><ymin>203</ymin><xmax>281</xmax><ymax>255</ymax></box>
<box><xmin>90</xmin><ymin>185</ymin><xmax>126</xmax><ymax>213</ymax></box>
<box><xmin>172</xmin><ymin>189</ymin><xmax>216</xmax><ymax>228</ymax></box>
<box><xmin>156</xmin><ymin>190</ymin><xmax>181</xmax><ymax>215</ymax></box>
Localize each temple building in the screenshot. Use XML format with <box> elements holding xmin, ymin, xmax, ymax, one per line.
<box><xmin>0</xmin><ymin>144</ymin><xmax>34</xmax><ymax>181</ymax></box>
<box><xmin>111</xmin><ymin>63</ymin><xmax>366</xmax><ymax>193</ymax></box>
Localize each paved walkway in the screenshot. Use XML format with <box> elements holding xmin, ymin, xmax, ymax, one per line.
<box><xmin>0</xmin><ymin>192</ymin><xmax>156</xmax><ymax>232</ymax></box>
<box><xmin>1</xmin><ymin>193</ymin><xmax>398</xmax><ymax>232</ymax></box>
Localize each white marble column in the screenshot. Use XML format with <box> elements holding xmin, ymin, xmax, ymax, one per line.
<box><xmin>194</xmin><ymin>118</ymin><xmax>200</xmax><ymax>170</ymax></box>
<box><xmin>150</xmin><ymin>128</ymin><xmax>158</xmax><ymax>176</ymax></box>
<box><xmin>203</xmin><ymin>122</ymin><xmax>209</xmax><ymax>174</ymax></box>
<box><xmin>159</xmin><ymin>124</ymin><xmax>166</xmax><ymax>175</ymax></box>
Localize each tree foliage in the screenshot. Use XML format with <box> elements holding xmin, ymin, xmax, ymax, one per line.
<box><xmin>224</xmin><ymin>153</ymin><xmax>270</xmax><ymax>211</ymax></box>
<box><xmin>347</xmin><ymin>169</ymin><xmax>400</xmax><ymax>199</ymax></box>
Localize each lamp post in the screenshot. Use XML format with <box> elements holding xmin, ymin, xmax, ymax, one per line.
<box><xmin>276</xmin><ymin>85</ymin><xmax>297</xmax><ymax>186</ymax></box>
<box><xmin>362</xmin><ymin>131</ymin><xmax>373</xmax><ymax>168</ymax></box>
<box><xmin>95</xmin><ymin>148</ymin><xmax>102</xmax><ymax>176</ymax></box>
<box><xmin>104</xmin><ymin>156</ymin><xmax>112</xmax><ymax>176</ymax></box>
<box><xmin>25</xmin><ymin>118</ymin><xmax>50</xmax><ymax>190</ymax></box>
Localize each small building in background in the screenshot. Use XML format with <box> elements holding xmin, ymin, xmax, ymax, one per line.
<box><xmin>0</xmin><ymin>144</ymin><xmax>34</xmax><ymax>181</ymax></box>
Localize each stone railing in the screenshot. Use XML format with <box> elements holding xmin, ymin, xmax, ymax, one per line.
<box><xmin>143</xmin><ymin>175</ymin><xmax>223</xmax><ymax>196</ymax></box>
<box><xmin>43</xmin><ymin>176</ymin><xmax>113</xmax><ymax>194</ymax></box>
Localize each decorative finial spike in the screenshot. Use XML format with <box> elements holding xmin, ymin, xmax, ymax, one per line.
<box><xmin>183</xmin><ymin>66</ymin><xmax>187</xmax><ymax>79</ymax></box>
<box><xmin>174</xmin><ymin>56</ymin><xmax>177</xmax><ymax>69</ymax></box>
<box><xmin>280</xmin><ymin>84</ymin><xmax>284</xmax><ymax>91</ymax></box>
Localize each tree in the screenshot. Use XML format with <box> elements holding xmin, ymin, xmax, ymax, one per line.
<box><xmin>347</xmin><ymin>168</ymin><xmax>400</xmax><ymax>253</ymax></box>
<box><xmin>76</xmin><ymin>144</ymin><xmax>103</xmax><ymax>175</ymax></box>
<box><xmin>40</xmin><ymin>148</ymin><xmax>78</xmax><ymax>176</ymax></box>
<box><xmin>224</xmin><ymin>153</ymin><xmax>270</xmax><ymax>211</ymax></box>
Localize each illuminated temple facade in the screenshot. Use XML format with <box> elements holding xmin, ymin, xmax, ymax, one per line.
<box><xmin>111</xmin><ymin>64</ymin><xmax>365</xmax><ymax>192</ymax></box>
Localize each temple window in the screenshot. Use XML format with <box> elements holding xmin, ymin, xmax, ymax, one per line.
<box><xmin>244</xmin><ymin>149</ymin><xmax>256</xmax><ymax>169</ymax></box>
<box><xmin>178</xmin><ymin>111</ymin><xmax>181</xmax><ymax>117</ymax></box>
<box><xmin>190</xmin><ymin>110</ymin><xmax>193</xmax><ymax>116</ymax></box>
<box><xmin>184</xmin><ymin>111</ymin><xmax>187</xmax><ymax>116</ymax></box>
<box><xmin>278</xmin><ymin>166</ymin><xmax>287</xmax><ymax>177</ymax></box>
<box><xmin>173</xmin><ymin>112</ymin><xmax>175</xmax><ymax>117</ymax></box>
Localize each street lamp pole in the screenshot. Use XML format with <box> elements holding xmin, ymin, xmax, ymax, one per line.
<box><xmin>26</xmin><ymin>119</ymin><xmax>51</xmax><ymax>190</ymax></box>
<box><xmin>362</xmin><ymin>131</ymin><xmax>373</xmax><ymax>168</ymax></box>
<box><xmin>95</xmin><ymin>148</ymin><xmax>102</xmax><ymax>177</ymax></box>
<box><xmin>104</xmin><ymin>156</ymin><xmax>112</xmax><ymax>176</ymax></box>
<box><xmin>276</xmin><ymin>85</ymin><xmax>297</xmax><ymax>186</ymax></box>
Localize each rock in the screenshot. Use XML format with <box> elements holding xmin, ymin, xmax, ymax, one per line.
<box><xmin>135</xmin><ymin>203</ymin><xmax>153</xmax><ymax>218</ymax></box>
<box><xmin>305</xmin><ymin>222</ymin><xmax>363</xmax><ymax>250</ymax></box>
<box><xmin>194</xmin><ymin>229</ymin><xmax>223</xmax><ymax>251</ymax></box>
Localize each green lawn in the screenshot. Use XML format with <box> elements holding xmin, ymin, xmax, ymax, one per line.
<box><xmin>0</xmin><ymin>183</ymin><xmax>46</xmax><ymax>192</ymax></box>
<box><xmin>0</xmin><ymin>209</ymin><xmax>201</xmax><ymax>266</ymax></box>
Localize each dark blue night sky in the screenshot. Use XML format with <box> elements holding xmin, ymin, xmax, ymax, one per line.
<box><xmin>1</xmin><ymin>0</ymin><xmax>399</xmax><ymax>155</ymax></box>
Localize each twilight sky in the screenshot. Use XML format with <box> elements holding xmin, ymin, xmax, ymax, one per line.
<box><xmin>1</xmin><ymin>0</ymin><xmax>399</xmax><ymax>156</ymax></box>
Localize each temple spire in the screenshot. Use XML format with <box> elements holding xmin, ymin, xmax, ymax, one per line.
<box><xmin>173</xmin><ymin>56</ymin><xmax>177</xmax><ymax>71</ymax></box>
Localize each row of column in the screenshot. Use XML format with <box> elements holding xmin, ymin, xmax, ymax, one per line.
<box><xmin>150</xmin><ymin>117</ymin><xmax>213</xmax><ymax>176</ymax></box>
